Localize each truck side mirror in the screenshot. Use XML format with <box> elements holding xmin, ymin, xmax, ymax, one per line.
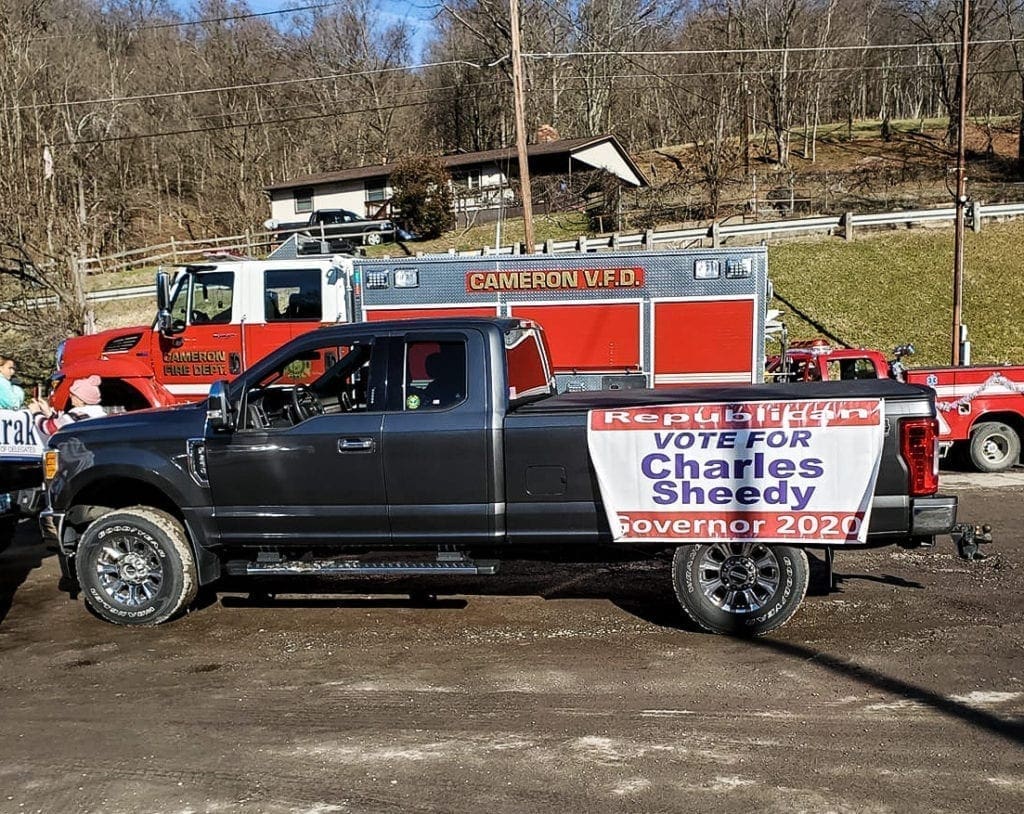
<box><xmin>206</xmin><ymin>380</ymin><xmax>234</xmax><ymax>432</ymax></box>
<box><xmin>156</xmin><ymin>271</ymin><xmax>173</xmax><ymax>335</ymax></box>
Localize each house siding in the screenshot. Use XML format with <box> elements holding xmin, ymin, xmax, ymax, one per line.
<box><xmin>269</xmin><ymin>181</ymin><xmax>392</xmax><ymax>224</ymax></box>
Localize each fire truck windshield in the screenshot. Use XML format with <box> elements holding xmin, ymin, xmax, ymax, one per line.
<box><xmin>169</xmin><ymin>270</ymin><xmax>235</xmax><ymax>328</ymax></box>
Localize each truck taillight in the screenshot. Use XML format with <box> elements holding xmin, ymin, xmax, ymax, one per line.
<box><xmin>901</xmin><ymin>417</ymin><xmax>939</xmax><ymax>496</ymax></box>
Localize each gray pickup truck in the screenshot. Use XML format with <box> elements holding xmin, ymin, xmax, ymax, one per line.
<box><xmin>40</xmin><ymin>318</ymin><xmax>957</xmax><ymax>634</ymax></box>
<box><xmin>268</xmin><ymin>208</ymin><xmax>397</xmax><ymax>252</ymax></box>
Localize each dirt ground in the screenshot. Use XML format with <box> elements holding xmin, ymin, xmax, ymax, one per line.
<box><xmin>1</xmin><ymin>474</ymin><xmax>1022</xmax><ymax>814</ymax></box>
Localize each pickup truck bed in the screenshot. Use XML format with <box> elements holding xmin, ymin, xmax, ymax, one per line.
<box><xmin>39</xmin><ymin>318</ymin><xmax>957</xmax><ymax>635</ymax></box>
<box><xmin>506</xmin><ymin>379</ymin><xmax>947</xmax><ymax>546</ymax></box>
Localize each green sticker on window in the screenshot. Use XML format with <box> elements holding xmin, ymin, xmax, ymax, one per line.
<box><xmin>406</xmin><ymin>394</ymin><xmax>421</xmax><ymax>410</ymax></box>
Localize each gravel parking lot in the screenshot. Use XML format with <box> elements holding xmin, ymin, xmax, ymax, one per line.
<box><xmin>1</xmin><ymin>474</ymin><xmax>1022</xmax><ymax>814</ymax></box>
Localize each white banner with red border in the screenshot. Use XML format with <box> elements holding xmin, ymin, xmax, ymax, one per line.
<box><xmin>588</xmin><ymin>399</ymin><xmax>885</xmax><ymax>544</ymax></box>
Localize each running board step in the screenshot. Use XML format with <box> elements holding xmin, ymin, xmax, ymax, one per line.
<box><xmin>227</xmin><ymin>559</ymin><xmax>500</xmax><ymax>577</ymax></box>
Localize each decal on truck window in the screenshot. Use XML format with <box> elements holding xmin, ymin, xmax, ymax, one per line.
<box><xmin>403</xmin><ymin>340</ymin><xmax>467</xmax><ymax>411</ymax></box>
<box><xmin>587</xmin><ymin>399</ymin><xmax>884</xmax><ymax>544</ymax></box>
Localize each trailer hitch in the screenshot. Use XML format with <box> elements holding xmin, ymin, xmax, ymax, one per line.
<box><xmin>950</xmin><ymin>523</ymin><xmax>993</xmax><ymax>561</ymax></box>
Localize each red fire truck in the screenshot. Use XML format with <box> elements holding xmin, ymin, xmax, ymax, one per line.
<box><xmin>51</xmin><ymin>248</ymin><xmax>770</xmax><ymax>411</ymax></box>
<box><xmin>770</xmin><ymin>339</ymin><xmax>1024</xmax><ymax>472</ymax></box>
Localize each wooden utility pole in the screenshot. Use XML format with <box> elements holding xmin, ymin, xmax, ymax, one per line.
<box><xmin>951</xmin><ymin>0</ymin><xmax>970</xmax><ymax>365</ymax></box>
<box><xmin>509</xmin><ymin>0</ymin><xmax>535</xmax><ymax>253</ymax></box>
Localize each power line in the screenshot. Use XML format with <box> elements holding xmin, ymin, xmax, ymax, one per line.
<box><xmin>186</xmin><ymin>78</ymin><xmax>505</xmax><ymax>122</ymax></box>
<box><xmin>30</xmin><ymin>2</ymin><xmax>347</xmax><ymax>41</ymax></box>
<box><xmin>138</xmin><ymin>1</ymin><xmax>344</xmax><ymax>30</ymax></box>
<box><xmin>522</xmin><ymin>37</ymin><xmax>1024</xmax><ymax>59</ymax></box>
<box><xmin>48</xmin><ymin>93</ymin><xmax>478</xmax><ymax>147</ymax></box>
<box><xmin>9</xmin><ymin>34</ymin><xmax>1023</xmax><ymax>114</ymax></box>
<box><xmin>1</xmin><ymin>58</ymin><xmax>485</xmax><ymax>113</ymax></box>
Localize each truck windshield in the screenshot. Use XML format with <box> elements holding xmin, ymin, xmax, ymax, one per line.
<box><xmin>169</xmin><ymin>271</ymin><xmax>235</xmax><ymax>327</ymax></box>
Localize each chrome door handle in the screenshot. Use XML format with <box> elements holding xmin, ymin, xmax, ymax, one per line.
<box><xmin>338</xmin><ymin>437</ymin><xmax>376</xmax><ymax>453</ymax></box>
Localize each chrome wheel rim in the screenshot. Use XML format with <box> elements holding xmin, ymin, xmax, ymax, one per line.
<box><xmin>982</xmin><ymin>435</ymin><xmax>1009</xmax><ymax>464</ymax></box>
<box><xmin>94</xmin><ymin>535</ymin><xmax>163</xmax><ymax>607</ymax></box>
<box><xmin>696</xmin><ymin>543</ymin><xmax>781</xmax><ymax>613</ymax></box>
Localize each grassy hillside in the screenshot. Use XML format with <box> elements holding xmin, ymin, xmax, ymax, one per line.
<box><xmin>768</xmin><ymin>220</ymin><xmax>1024</xmax><ymax>365</ymax></box>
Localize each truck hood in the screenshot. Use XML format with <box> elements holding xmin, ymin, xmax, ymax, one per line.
<box><xmin>62</xmin><ymin>325</ymin><xmax>151</xmax><ymax>363</ymax></box>
<box><xmin>48</xmin><ymin>401</ymin><xmax>205</xmax><ymax>448</ymax></box>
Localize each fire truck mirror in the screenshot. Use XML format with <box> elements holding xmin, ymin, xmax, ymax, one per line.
<box><xmin>156</xmin><ymin>308</ymin><xmax>173</xmax><ymax>336</ymax></box>
<box><xmin>156</xmin><ymin>270</ymin><xmax>171</xmax><ymax>312</ymax></box>
<box><xmin>155</xmin><ymin>271</ymin><xmax>178</xmax><ymax>337</ymax></box>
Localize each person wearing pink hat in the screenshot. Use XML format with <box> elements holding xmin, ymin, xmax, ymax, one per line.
<box><xmin>29</xmin><ymin>375</ymin><xmax>109</xmax><ymax>437</ymax></box>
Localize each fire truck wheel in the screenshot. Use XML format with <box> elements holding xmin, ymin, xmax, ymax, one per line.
<box><xmin>364</xmin><ymin>232</ymin><xmax>383</xmax><ymax>246</ymax></box>
<box><xmin>75</xmin><ymin>506</ymin><xmax>198</xmax><ymax>626</ymax></box>
<box><xmin>671</xmin><ymin>543</ymin><xmax>809</xmax><ymax>636</ymax></box>
<box><xmin>969</xmin><ymin>421</ymin><xmax>1021</xmax><ymax>473</ymax></box>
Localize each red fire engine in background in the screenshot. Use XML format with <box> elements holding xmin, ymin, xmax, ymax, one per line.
<box><xmin>51</xmin><ymin>247</ymin><xmax>770</xmax><ymax>412</ymax></box>
<box><xmin>770</xmin><ymin>339</ymin><xmax>1024</xmax><ymax>472</ymax></box>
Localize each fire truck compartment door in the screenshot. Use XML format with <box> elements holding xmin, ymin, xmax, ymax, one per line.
<box><xmin>509</xmin><ymin>302</ymin><xmax>641</xmax><ymax>372</ymax></box>
<box><xmin>652</xmin><ymin>298</ymin><xmax>756</xmax><ymax>385</ymax></box>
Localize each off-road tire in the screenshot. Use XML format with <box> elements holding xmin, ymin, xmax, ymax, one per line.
<box><xmin>672</xmin><ymin>543</ymin><xmax>809</xmax><ymax>636</ymax></box>
<box><xmin>75</xmin><ymin>506</ymin><xmax>198</xmax><ymax>626</ymax></box>
<box><xmin>968</xmin><ymin>421</ymin><xmax>1021</xmax><ymax>473</ymax></box>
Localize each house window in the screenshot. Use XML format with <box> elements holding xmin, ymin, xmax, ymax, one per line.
<box><xmin>294</xmin><ymin>187</ymin><xmax>314</xmax><ymax>214</ymax></box>
<box><xmin>454</xmin><ymin>170</ymin><xmax>481</xmax><ymax>189</ymax></box>
<box><xmin>366</xmin><ymin>180</ymin><xmax>387</xmax><ymax>202</ymax></box>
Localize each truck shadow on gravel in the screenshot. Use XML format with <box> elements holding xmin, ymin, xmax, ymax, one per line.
<box><xmin>214</xmin><ymin>552</ymin><xmax>922</xmax><ymax>633</ymax></box>
<box><xmin>0</xmin><ymin>519</ymin><xmax>52</xmax><ymax>628</ymax></box>
<box><xmin>748</xmin><ymin>636</ymin><xmax>1024</xmax><ymax>747</ymax></box>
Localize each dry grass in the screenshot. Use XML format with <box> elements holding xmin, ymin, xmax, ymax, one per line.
<box><xmin>769</xmin><ymin>219</ymin><xmax>1024</xmax><ymax>365</ymax></box>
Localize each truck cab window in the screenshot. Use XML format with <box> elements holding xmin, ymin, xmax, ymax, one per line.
<box><xmin>172</xmin><ymin>271</ymin><xmax>235</xmax><ymax>326</ymax></box>
<box><xmin>241</xmin><ymin>341</ymin><xmax>376</xmax><ymax>429</ymax></box>
<box><xmin>264</xmin><ymin>269</ymin><xmax>323</xmax><ymax>322</ymax></box>
<box><xmin>404</xmin><ymin>340</ymin><xmax>466</xmax><ymax>410</ymax></box>
<box><xmin>505</xmin><ymin>326</ymin><xmax>554</xmax><ymax>402</ymax></box>
<box><xmin>831</xmin><ymin>358</ymin><xmax>878</xmax><ymax>381</ymax></box>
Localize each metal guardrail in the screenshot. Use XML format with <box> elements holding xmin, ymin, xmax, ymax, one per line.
<box><xmin>71</xmin><ymin>199</ymin><xmax>1024</xmax><ymax>302</ymax></box>
<box><xmin>2</xmin><ymin>285</ymin><xmax>152</xmax><ymax>312</ymax></box>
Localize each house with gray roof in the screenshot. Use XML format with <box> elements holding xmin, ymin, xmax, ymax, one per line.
<box><xmin>264</xmin><ymin>135</ymin><xmax>649</xmax><ymax>228</ymax></box>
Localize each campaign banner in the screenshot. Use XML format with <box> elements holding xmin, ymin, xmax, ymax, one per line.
<box><xmin>588</xmin><ymin>399</ymin><xmax>885</xmax><ymax>544</ymax></box>
<box><xmin>0</xmin><ymin>409</ymin><xmax>44</xmax><ymax>460</ymax></box>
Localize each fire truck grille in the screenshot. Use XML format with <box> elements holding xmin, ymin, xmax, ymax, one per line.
<box><xmin>103</xmin><ymin>334</ymin><xmax>142</xmax><ymax>353</ymax></box>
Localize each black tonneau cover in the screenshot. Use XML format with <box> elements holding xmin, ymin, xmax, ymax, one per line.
<box><xmin>515</xmin><ymin>379</ymin><xmax>933</xmax><ymax>413</ymax></box>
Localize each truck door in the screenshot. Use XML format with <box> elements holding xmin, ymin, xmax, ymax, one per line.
<box><xmin>205</xmin><ymin>332</ymin><xmax>389</xmax><ymax>545</ymax></box>
<box><xmin>381</xmin><ymin>329</ymin><xmax>497</xmax><ymax>544</ymax></box>
<box><xmin>158</xmin><ymin>269</ymin><xmax>242</xmax><ymax>402</ymax></box>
